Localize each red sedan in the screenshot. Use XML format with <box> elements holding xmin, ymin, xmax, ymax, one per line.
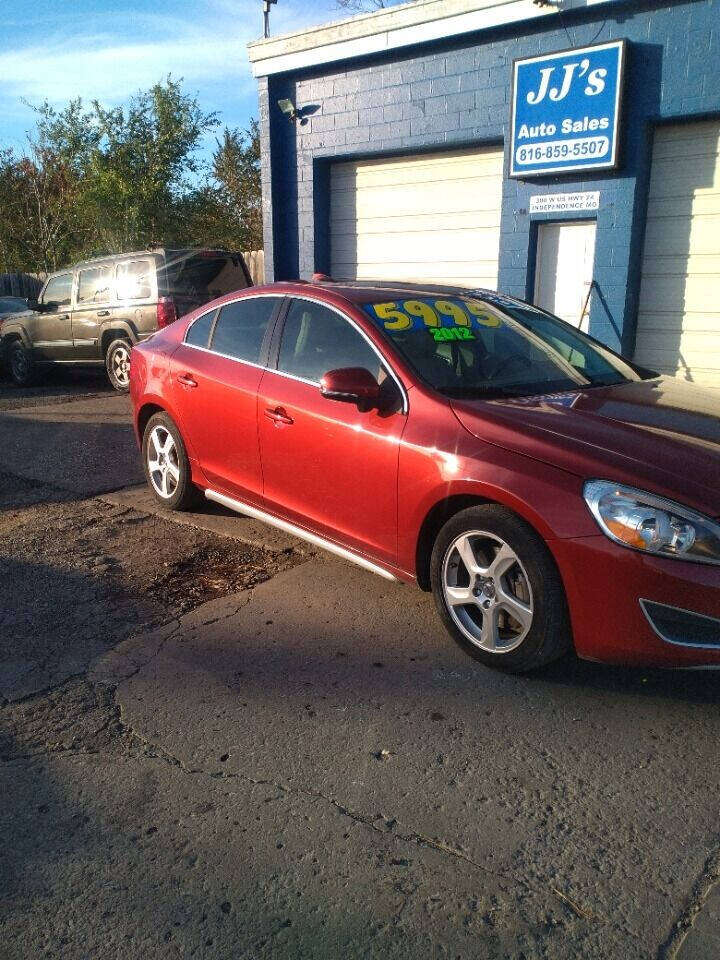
<box><xmin>129</xmin><ymin>280</ymin><xmax>720</xmax><ymax>672</ymax></box>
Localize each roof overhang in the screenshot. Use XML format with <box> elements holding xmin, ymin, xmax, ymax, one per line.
<box><xmin>248</xmin><ymin>0</ymin><xmax>621</xmax><ymax>78</ymax></box>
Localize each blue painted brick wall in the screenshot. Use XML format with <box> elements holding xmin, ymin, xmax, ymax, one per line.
<box><xmin>260</xmin><ymin>0</ymin><xmax>720</xmax><ymax>354</ymax></box>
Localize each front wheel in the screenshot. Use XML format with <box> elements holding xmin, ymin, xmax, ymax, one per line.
<box><xmin>106</xmin><ymin>338</ymin><xmax>132</xmax><ymax>392</ymax></box>
<box><xmin>142</xmin><ymin>412</ymin><xmax>201</xmax><ymax>511</ymax></box>
<box><xmin>430</xmin><ymin>505</ymin><xmax>572</xmax><ymax>673</ymax></box>
<box><xmin>8</xmin><ymin>340</ymin><xmax>38</xmax><ymax>387</ymax></box>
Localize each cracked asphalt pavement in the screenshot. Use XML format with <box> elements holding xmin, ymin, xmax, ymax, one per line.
<box><xmin>2</xmin><ymin>373</ymin><xmax>720</xmax><ymax>959</ymax></box>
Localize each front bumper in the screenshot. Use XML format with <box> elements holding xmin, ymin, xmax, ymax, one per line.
<box><xmin>549</xmin><ymin>535</ymin><xmax>720</xmax><ymax>667</ymax></box>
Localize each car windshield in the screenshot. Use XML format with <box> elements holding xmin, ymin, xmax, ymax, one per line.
<box><xmin>362</xmin><ymin>293</ymin><xmax>649</xmax><ymax>400</ymax></box>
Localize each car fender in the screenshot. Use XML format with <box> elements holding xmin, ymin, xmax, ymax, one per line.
<box><xmin>130</xmin><ymin>344</ymin><xmax>205</xmax><ymax>475</ymax></box>
<box><xmin>99</xmin><ymin>319</ymin><xmax>139</xmax><ymax>353</ymax></box>
<box><xmin>0</xmin><ymin>319</ymin><xmax>32</xmax><ymax>349</ymax></box>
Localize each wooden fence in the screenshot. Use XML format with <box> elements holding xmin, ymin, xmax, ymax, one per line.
<box><xmin>0</xmin><ymin>273</ymin><xmax>44</xmax><ymax>298</ymax></box>
<box><xmin>243</xmin><ymin>250</ymin><xmax>265</xmax><ymax>285</ymax></box>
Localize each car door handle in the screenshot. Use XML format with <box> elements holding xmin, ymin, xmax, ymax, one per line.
<box><xmin>97</xmin><ymin>310</ymin><xmax>110</xmax><ymax>317</ymax></box>
<box><xmin>264</xmin><ymin>406</ymin><xmax>294</xmax><ymax>425</ymax></box>
<box><xmin>176</xmin><ymin>374</ymin><xmax>198</xmax><ymax>388</ymax></box>
<box><xmin>57</xmin><ymin>313</ymin><xmax>69</xmax><ymax>320</ymax></box>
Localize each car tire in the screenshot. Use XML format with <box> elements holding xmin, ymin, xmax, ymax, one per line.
<box><xmin>430</xmin><ymin>504</ymin><xmax>572</xmax><ymax>673</ymax></box>
<box><xmin>106</xmin><ymin>338</ymin><xmax>133</xmax><ymax>392</ymax></box>
<box><xmin>142</xmin><ymin>412</ymin><xmax>201</xmax><ymax>511</ymax></box>
<box><xmin>7</xmin><ymin>340</ymin><xmax>38</xmax><ymax>387</ymax></box>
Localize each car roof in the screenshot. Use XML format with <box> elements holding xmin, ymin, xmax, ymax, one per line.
<box><xmin>59</xmin><ymin>248</ymin><xmax>244</xmax><ymax>271</ymax></box>
<box><xmin>261</xmin><ymin>279</ymin><xmax>524</xmax><ymax>307</ymax></box>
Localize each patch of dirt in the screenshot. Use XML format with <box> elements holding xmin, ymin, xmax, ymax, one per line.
<box><xmin>0</xmin><ymin>490</ymin><xmax>301</xmax><ymax>701</ymax></box>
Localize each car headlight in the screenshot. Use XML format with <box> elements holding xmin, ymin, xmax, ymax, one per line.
<box><xmin>583</xmin><ymin>480</ymin><xmax>720</xmax><ymax>566</ymax></box>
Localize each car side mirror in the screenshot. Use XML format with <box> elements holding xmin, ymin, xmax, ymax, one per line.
<box><xmin>320</xmin><ymin>367</ymin><xmax>381</xmax><ymax>404</ymax></box>
<box><xmin>26</xmin><ymin>298</ymin><xmax>40</xmax><ymax>311</ymax></box>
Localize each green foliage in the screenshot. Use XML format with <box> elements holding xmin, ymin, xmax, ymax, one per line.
<box><xmin>0</xmin><ymin>78</ymin><xmax>262</xmax><ymax>274</ymax></box>
<box><xmin>184</xmin><ymin>122</ymin><xmax>263</xmax><ymax>252</ymax></box>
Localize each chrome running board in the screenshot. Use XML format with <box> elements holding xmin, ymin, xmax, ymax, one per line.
<box><xmin>205</xmin><ymin>489</ymin><xmax>398</xmax><ymax>581</ymax></box>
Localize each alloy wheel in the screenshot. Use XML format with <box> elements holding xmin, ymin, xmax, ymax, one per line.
<box><xmin>146</xmin><ymin>425</ymin><xmax>181</xmax><ymax>499</ymax></box>
<box><xmin>441</xmin><ymin>530</ymin><xmax>534</xmax><ymax>653</ymax></box>
<box><xmin>111</xmin><ymin>344</ymin><xmax>131</xmax><ymax>388</ymax></box>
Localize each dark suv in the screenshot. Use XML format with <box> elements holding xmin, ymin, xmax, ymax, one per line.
<box><xmin>0</xmin><ymin>248</ymin><xmax>251</xmax><ymax>390</ymax></box>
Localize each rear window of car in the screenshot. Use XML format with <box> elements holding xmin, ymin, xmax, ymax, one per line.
<box><xmin>209</xmin><ymin>297</ymin><xmax>277</xmax><ymax>364</ymax></box>
<box><xmin>116</xmin><ymin>259</ymin><xmax>152</xmax><ymax>300</ymax></box>
<box><xmin>163</xmin><ymin>252</ymin><xmax>249</xmax><ymax>305</ymax></box>
<box><xmin>185</xmin><ymin>309</ymin><xmax>217</xmax><ymax>349</ymax></box>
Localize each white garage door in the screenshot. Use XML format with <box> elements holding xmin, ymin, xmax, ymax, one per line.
<box><xmin>635</xmin><ymin>122</ymin><xmax>720</xmax><ymax>389</ymax></box>
<box><xmin>330</xmin><ymin>147</ymin><xmax>504</xmax><ymax>287</ymax></box>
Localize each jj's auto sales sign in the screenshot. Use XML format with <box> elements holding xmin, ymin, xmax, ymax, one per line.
<box><xmin>510</xmin><ymin>40</ymin><xmax>626</xmax><ymax>177</ymax></box>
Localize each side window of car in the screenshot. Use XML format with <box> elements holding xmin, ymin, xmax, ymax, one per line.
<box><xmin>185</xmin><ymin>309</ymin><xmax>217</xmax><ymax>349</ymax></box>
<box><xmin>209</xmin><ymin>297</ymin><xmax>277</xmax><ymax>364</ymax></box>
<box><xmin>77</xmin><ymin>265</ymin><xmax>113</xmax><ymax>306</ymax></box>
<box><xmin>40</xmin><ymin>274</ymin><xmax>72</xmax><ymax>310</ymax></box>
<box><xmin>278</xmin><ymin>300</ymin><xmax>382</xmax><ymax>383</ymax></box>
<box><xmin>116</xmin><ymin>259</ymin><xmax>152</xmax><ymax>300</ymax></box>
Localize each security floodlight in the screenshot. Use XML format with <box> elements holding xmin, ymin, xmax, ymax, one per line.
<box><xmin>278</xmin><ymin>98</ymin><xmax>298</xmax><ymax>122</ymax></box>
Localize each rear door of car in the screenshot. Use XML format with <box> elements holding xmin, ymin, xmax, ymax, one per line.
<box><xmin>71</xmin><ymin>263</ymin><xmax>114</xmax><ymax>359</ymax></box>
<box><xmin>32</xmin><ymin>273</ymin><xmax>74</xmax><ymax>359</ymax></box>
<box><xmin>170</xmin><ymin>294</ymin><xmax>283</xmax><ymax>501</ymax></box>
<box><xmin>114</xmin><ymin>257</ymin><xmax>158</xmax><ymax>340</ymax></box>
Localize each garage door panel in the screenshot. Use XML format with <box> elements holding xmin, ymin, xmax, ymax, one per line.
<box><xmin>635</xmin><ymin>121</ymin><xmax>720</xmax><ymax>390</ymax></box>
<box><xmin>638</xmin><ymin>273</ymin><xmax>720</xmax><ymax>313</ymax></box>
<box><xmin>331</xmin><ymin>261</ymin><xmax>500</xmax><ymax>288</ymax></box>
<box><xmin>636</xmin><ymin>310</ymin><xmax>720</xmax><ymax>334</ymax></box>
<box><xmin>331</xmin><ymin>210</ymin><xmax>501</xmax><ymax>237</ymax></box>
<box><xmin>642</xmin><ymin>217</ymin><xmax>720</xmax><ymax>258</ymax></box>
<box><xmin>330</xmin><ymin>147</ymin><xmax>503</xmax><ymax>287</ymax></box>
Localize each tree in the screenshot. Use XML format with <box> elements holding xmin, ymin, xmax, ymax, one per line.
<box><xmin>0</xmin><ymin>79</ymin><xmax>263</xmax><ymax>274</ymax></box>
<box><xmin>184</xmin><ymin>122</ymin><xmax>263</xmax><ymax>252</ymax></box>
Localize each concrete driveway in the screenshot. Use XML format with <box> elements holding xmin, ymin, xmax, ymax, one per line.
<box><xmin>1</xmin><ymin>379</ymin><xmax>719</xmax><ymax>959</ymax></box>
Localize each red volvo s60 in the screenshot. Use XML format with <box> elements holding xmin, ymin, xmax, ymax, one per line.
<box><xmin>130</xmin><ymin>280</ymin><xmax>720</xmax><ymax>672</ymax></box>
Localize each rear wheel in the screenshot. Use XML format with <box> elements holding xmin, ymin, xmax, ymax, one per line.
<box><xmin>7</xmin><ymin>340</ymin><xmax>38</xmax><ymax>387</ymax></box>
<box><xmin>430</xmin><ymin>505</ymin><xmax>572</xmax><ymax>673</ymax></box>
<box><xmin>106</xmin><ymin>338</ymin><xmax>132</xmax><ymax>392</ymax></box>
<box><xmin>142</xmin><ymin>412</ymin><xmax>201</xmax><ymax>511</ymax></box>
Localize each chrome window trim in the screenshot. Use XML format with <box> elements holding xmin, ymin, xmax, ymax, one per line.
<box><xmin>180</xmin><ymin>342</ymin><xmax>267</xmax><ymax>373</ymax></box>
<box><xmin>181</xmin><ymin>289</ymin><xmax>409</xmax><ymax>415</ymax></box>
<box><xmin>639</xmin><ymin>598</ymin><xmax>720</xmax><ymax>650</ymax></box>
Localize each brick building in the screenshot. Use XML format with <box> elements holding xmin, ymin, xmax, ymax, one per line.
<box><xmin>248</xmin><ymin>0</ymin><xmax>720</xmax><ymax>387</ymax></box>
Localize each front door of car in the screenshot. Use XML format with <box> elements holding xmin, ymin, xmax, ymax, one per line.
<box><xmin>170</xmin><ymin>295</ymin><xmax>282</xmax><ymax>502</ymax></box>
<box><xmin>32</xmin><ymin>273</ymin><xmax>74</xmax><ymax>360</ymax></box>
<box><xmin>257</xmin><ymin>297</ymin><xmax>407</xmax><ymax>568</ymax></box>
<box><xmin>71</xmin><ymin>263</ymin><xmax>114</xmax><ymax>359</ymax></box>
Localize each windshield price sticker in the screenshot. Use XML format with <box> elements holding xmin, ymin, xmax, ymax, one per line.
<box><xmin>510</xmin><ymin>40</ymin><xmax>625</xmax><ymax>177</ymax></box>
<box><xmin>365</xmin><ymin>299</ymin><xmax>501</xmax><ymax>333</ymax></box>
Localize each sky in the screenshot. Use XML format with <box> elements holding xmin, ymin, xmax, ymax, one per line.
<box><xmin>0</xmin><ymin>0</ymin><xmax>373</xmax><ymax>161</ymax></box>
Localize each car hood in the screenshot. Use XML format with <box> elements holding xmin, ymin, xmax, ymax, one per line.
<box><xmin>451</xmin><ymin>377</ymin><xmax>720</xmax><ymax>516</ymax></box>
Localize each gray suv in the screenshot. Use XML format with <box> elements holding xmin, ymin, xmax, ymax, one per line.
<box><xmin>0</xmin><ymin>248</ymin><xmax>251</xmax><ymax>390</ymax></box>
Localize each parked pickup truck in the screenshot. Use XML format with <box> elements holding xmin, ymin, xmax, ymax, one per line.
<box><xmin>0</xmin><ymin>248</ymin><xmax>251</xmax><ymax>391</ymax></box>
